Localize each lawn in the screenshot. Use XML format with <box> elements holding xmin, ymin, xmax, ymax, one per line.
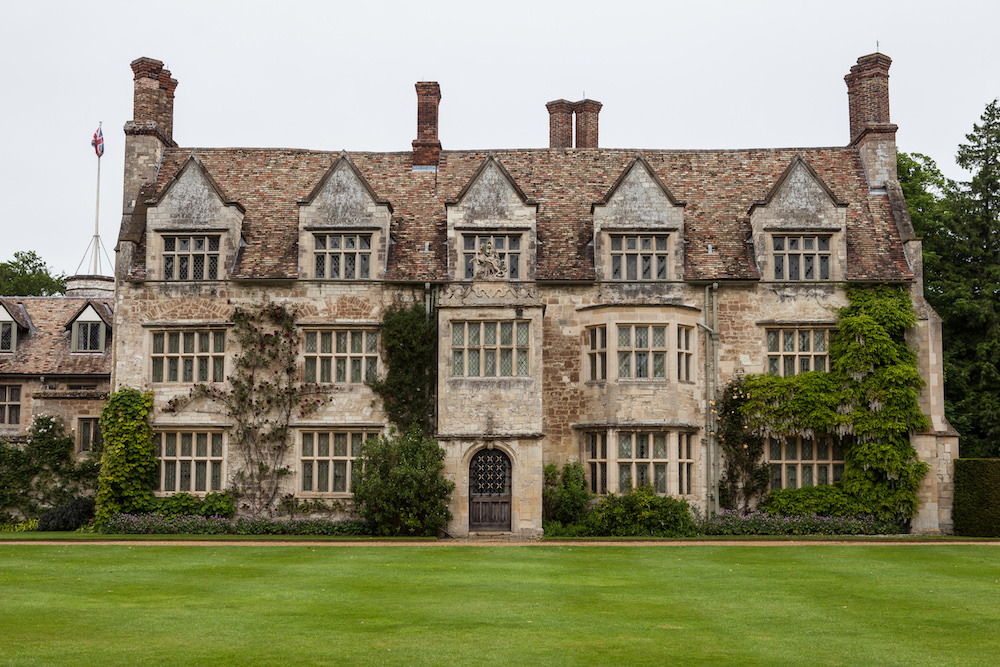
<box><xmin>1</xmin><ymin>544</ymin><xmax>998</xmax><ymax>666</ymax></box>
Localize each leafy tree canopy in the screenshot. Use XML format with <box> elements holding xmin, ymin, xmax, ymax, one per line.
<box><xmin>898</xmin><ymin>99</ymin><xmax>1000</xmax><ymax>457</ymax></box>
<box><xmin>0</xmin><ymin>251</ymin><xmax>66</xmax><ymax>296</ymax></box>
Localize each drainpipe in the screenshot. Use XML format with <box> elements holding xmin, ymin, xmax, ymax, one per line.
<box><xmin>698</xmin><ymin>283</ymin><xmax>721</xmax><ymax>516</ymax></box>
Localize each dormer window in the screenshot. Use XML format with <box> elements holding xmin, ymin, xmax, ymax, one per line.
<box><xmin>163</xmin><ymin>235</ymin><xmax>221</xmax><ymax>280</ymax></box>
<box><xmin>314</xmin><ymin>232</ymin><xmax>372</xmax><ymax>280</ymax></box>
<box><xmin>0</xmin><ymin>321</ymin><xmax>14</xmax><ymax>353</ymax></box>
<box><xmin>609</xmin><ymin>234</ymin><xmax>670</xmax><ymax>281</ymax></box>
<box><xmin>463</xmin><ymin>233</ymin><xmax>523</xmax><ymax>280</ymax></box>
<box><xmin>70</xmin><ymin>304</ymin><xmax>110</xmax><ymax>353</ymax></box>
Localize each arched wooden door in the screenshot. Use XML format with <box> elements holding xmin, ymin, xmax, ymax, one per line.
<box><xmin>469</xmin><ymin>448</ymin><xmax>511</xmax><ymax>531</ymax></box>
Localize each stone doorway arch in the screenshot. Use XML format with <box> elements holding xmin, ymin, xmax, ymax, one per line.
<box><xmin>469</xmin><ymin>447</ymin><xmax>511</xmax><ymax>531</ymax></box>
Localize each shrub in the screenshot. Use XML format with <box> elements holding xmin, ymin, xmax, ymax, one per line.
<box><xmin>699</xmin><ymin>509</ymin><xmax>903</xmax><ymax>535</ymax></box>
<box><xmin>0</xmin><ymin>519</ymin><xmax>39</xmax><ymax>532</ymax></box>
<box><xmin>150</xmin><ymin>492</ymin><xmax>236</xmax><ymax>518</ymax></box>
<box><xmin>953</xmin><ymin>459</ymin><xmax>1000</xmax><ymax>537</ymax></box>
<box><xmin>352</xmin><ymin>426</ymin><xmax>454</xmax><ymax>536</ymax></box>
<box><xmin>37</xmin><ymin>497</ymin><xmax>96</xmax><ymax>531</ymax></box>
<box><xmin>761</xmin><ymin>485</ymin><xmax>867</xmax><ymax>517</ymax></box>
<box><xmin>103</xmin><ymin>513</ymin><xmax>369</xmax><ymax>536</ymax></box>
<box><xmin>542</xmin><ymin>462</ymin><xmax>591</xmax><ymax>526</ymax></box>
<box><xmin>586</xmin><ymin>486</ymin><xmax>697</xmax><ymax>537</ymax></box>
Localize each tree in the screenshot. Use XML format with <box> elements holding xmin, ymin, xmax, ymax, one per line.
<box><xmin>0</xmin><ymin>251</ymin><xmax>66</xmax><ymax>296</ymax></box>
<box><xmin>352</xmin><ymin>425</ymin><xmax>454</xmax><ymax>536</ymax></box>
<box><xmin>898</xmin><ymin>100</ymin><xmax>1000</xmax><ymax>457</ymax></box>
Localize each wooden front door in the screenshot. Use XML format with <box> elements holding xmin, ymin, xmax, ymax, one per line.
<box><xmin>469</xmin><ymin>448</ymin><xmax>511</xmax><ymax>531</ymax></box>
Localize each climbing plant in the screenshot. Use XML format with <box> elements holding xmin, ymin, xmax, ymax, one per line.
<box><xmin>95</xmin><ymin>388</ymin><xmax>157</xmax><ymax>526</ymax></box>
<box><xmin>166</xmin><ymin>300</ymin><xmax>329</xmax><ymax>516</ymax></box>
<box><xmin>719</xmin><ymin>285</ymin><xmax>930</xmax><ymax>520</ymax></box>
<box><xmin>369</xmin><ymin>300</ymin><xmax>437</xmax><ymax>436</ymax></box>
<box><xmin>715</xmin><ymin>381</ymin><xmax>770</xmax><ymax>513</ymax></box>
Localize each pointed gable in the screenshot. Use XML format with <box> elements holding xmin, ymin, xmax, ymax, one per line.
<box><xmin>749</xmin><ymin>155</ymin><xmax>849</xmax><ymax>282</ymax></box>
<box><xmin>446</xmin><ymin>156</ymin><xmax>538</xmax><ymax>281</ymax></box>
<box><xmin>591</xmin><ymin>156</ymin><xmax>686</xmax><ymax>282</ymax></box>
<box><xmin>149</xmin><ymin>155</ymin><xmax>245</xmax><ymax>229</ymax></box>
<box><xmin>297</xmin><ymin>154</ymin><xmax>392</xmax><ymax>280</ymax></box>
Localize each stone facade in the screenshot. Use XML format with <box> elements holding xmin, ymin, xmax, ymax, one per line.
<box><xmin>112</xmin><ymin>53</ymin><xmax>958</xmax><ymax>536</ymax></box>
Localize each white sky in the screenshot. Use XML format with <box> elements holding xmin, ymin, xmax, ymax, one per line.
<box><xmin>1</xmin><ymin>0</ymin><xmax>997</xmax><ymax>277</ymax></box>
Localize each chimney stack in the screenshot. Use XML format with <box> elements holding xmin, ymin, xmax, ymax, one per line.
<box><xmin>845</xmin><ymin>53</ymin><xmax>892</xmax><ymax>145</ymax></box>
<box><xmin>129</xmin><ymin>57</ymin><xmax>178</xmax><ymax>144</ymax></box>
<box><xmin>412</xmin><ymin>82</ymin><xmax>442</xmax><ymax>168</ymax></box>
<box><xmin>546</xmin><ymin>98</ymin><xmax>602</xmax><ymax>149</ymax></box>
<box><xmin>546</xmin><ymin>100</ymin><xmax>575</xmax><ymax>148</ymax></box>
<box><xmin>574</xmin><ymin>99</ymin><xmax>602</xmax><ymax>149</ymax></box>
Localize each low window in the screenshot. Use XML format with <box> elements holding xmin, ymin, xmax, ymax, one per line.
<box><xmin>151</xmin><ymin>330</ymin><xmax>226</xmax><ymax>383</ymax></box>
<box><xmin>300</xmin><ymin>430</ymin><xmax>378</xmax><ymax>494</ymax></box>
<box><xmin>586</xmin><ymin>430</ymin><xmax>696</xmax><ymax>496</ymax></box>
<box><xmin>610</xmin><ymin>234</ymin><xmax>669</xmax><ymax>281</ymax></box>
<box><xmin>452</xmin><ymin>321</ymin><xmax>529</xmax><ymax>377</ymax></box>
<box><xmin>587</xmin><ymin>326</ymin><xmax>607</xmax><ymax>382</ymax></box>
<box><xmin>0</xmin><ymin>322</ymin><xmax>14</xmax><ymax>353</ymax></box>
<box><xmin>767</xmin><ymin>435</ymin><xmax>844</xmax><ymax>489</ymax></box>
<box><xmin>314</xmin><ymin>233</ymin><xmax>372</xmax><ymax>279</ymax></box>
<box><xmin>79</xmin><ymin>418</ymin><xmax>102</xmax><ymax>453</ymax></box>
<box><xmin>303</xmin><ymin>330</ymin><xmax>378</xmax><ymax>384</ymax></box>
<box><xmin>677</xmin><ymin>433</ymin><xmax>694</xmax><ymax>496</ymax></box>
<box><xmin>155</xmin><ymin>431</ymin><xmax>225</xmax><ymax>493</ymax></box>
<box><xmin>163</xmin><ymin>235</ymin><xmax>220</xmax><ymax>280</ymax></box>
<box><xmin>616</xmin><ymin>432</ymin><xmax>670</xmax><ymax>493</ymax></box>
<box><xmin>617</xmin><ymin>324</ymin><xmax>667</xmax><ymax>380</ymax></box>
<box><xmin>586</xmin><ymin>432</ymin><xmax>608</xmax><ymax>494</ymax></box>
<box><xmin>766</xmin><ymin>328</ymin><xmax>829</xmax><ymax>377</ymax></box>
<box><xmin>0</xmin><ymin>385</ymin><xmax>20</xmax><ymax>425</ymax></box>
<box><xmin>772</xmin><ymin>235</ymin><xmax>830</xmax><ymax>281</ymax></box>
<box><xmin>463</xmin><ymin>234</ymin><xmax>523</xmax><ymax>280</ymax></box>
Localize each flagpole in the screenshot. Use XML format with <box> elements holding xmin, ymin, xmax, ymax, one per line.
<box><xmin>93</xmin><ymin>122</ymin><xmax>101</xmax><ymax>275</ymax></box>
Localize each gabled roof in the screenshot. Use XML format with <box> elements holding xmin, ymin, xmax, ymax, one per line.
<box><xmin>0</xmin><ymin>297</ymin><xmax>113</xmax><ymax>377</ymax></box>
<box><xmin>446</xmin><ymin>155</ymin><xmax>538</xmax><ymax>209</ymax></box>
<box><xmin>298</xmin><ymin>152</ymin><xmax>393</xmax><ymax>212</ymax></box>
<box><xmin>592</xmin><ymin>154</ymin><xmax>686</xmax><ymax>211</ymax></box>
<box><xmin>151</xmin><ymin>155</ymin><xmax>246</xmax><ymax>213</ymax></box>
<box><xmin>749</xmin><ymin>154</ymin><xmax>849</xmax><ymax>215</ymax></box>
<box><xmin>127</xmin><ymin>144</ymin><xmax>913</xmax><ymax>283</ymax></box>
<box><xmin>0</xmin><ymin>299</ymin><xmax>32</xmax><ymax>331</ymax></box>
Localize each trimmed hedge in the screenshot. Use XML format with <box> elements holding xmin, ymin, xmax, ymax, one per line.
<box><xmin>761</xmin><ymin>485</ymin><xmax>867</xmax><ymax>517</ymax></box>
<box><xmin>104</xmin><ymin>513</ymin><xmax>369</xmax><ymax>536</ymax></box>
<box><xmin>700</xmin><ymin>509</ymin><xmax>904</xmax><ymax>536</ymax></box>
<box><xmin>37</xmin><ymin>497</ymin><xmax>95</xmax><ymax>531</ymax></box>
<box><xmin>953</xmin><ymin>459</ymin><xmax>1000</xmax><ymax>537</ymax></box>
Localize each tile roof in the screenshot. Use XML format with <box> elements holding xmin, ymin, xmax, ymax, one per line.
<box><xmin>0</xmin><ymin>298</ymin><xmax>113</xmax><ymax>376</ymax></box>
<box><xmin>132</xmin><ymin>145</ymin><xmax>913</xmax><ymax>283</ymax></box>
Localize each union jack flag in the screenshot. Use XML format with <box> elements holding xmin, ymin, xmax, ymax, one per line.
<box><xmin>91</xmin><ymin>124</ymin><xmax>104</xmax><ymax>158</ymax></box>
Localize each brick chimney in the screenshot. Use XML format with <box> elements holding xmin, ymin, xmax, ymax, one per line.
<box><xmin>845</xmin><ymin>53</ymin><xmax>893</xmax><ymax>145</ymax></box>
<box><xmin>546</xmin><ymin>99</ymin><xmax>575</xmax><ymax>148</ymax></box>
<box><xmin>844</xmin><ymin>53</ymin><xmax>898</xmax><ymax>188</ymax></box>
<box><xmin>129</xmin><ymin>57</ymin><xmax>178</xmax><ymax>145</ymax></box>
<box><xmin>412</xmin><ymin>82</ymin><xmax>442</xmax><ymax>168</ymax></box>
<box><xmin>574</xmin><ymin>99</ymin><xmax>602</xmax><ymax>149</ymax></box>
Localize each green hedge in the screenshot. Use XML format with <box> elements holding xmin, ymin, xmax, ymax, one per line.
<box><xmin>953</xmin><ymin>459</ymin><xmax>1000</xmax><ymax>537</ymax></box>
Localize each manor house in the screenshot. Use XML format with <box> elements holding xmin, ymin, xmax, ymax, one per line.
<box><xmin>112</xmin><ymin>54</ymin><xmax>957</xmax><ymax>535</ymax></box>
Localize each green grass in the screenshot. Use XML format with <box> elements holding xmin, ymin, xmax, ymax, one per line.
<box><xmin>1</xmin><ymin>545</ymin><xmax>998</xmax><ymax>666</ymax></box>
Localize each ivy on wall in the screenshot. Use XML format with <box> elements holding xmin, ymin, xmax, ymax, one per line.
<box><xmin>369</xmin><ymin>301</ymin><xmax>437</xmax><ymax>436</ymax></box>
<box><xmin>719</xmin><ymin>285</ymin><xmax>930</xmax><ymax>520</ymax></box>
<box><xmin>165</xmin><ymin>300</ymin><xmax>330</xmax><ymax>516</ymax></box>
<box><xmin>95</xmin><ymin>388</ymin><xmax>157</xmax><ymax>525</ymax></box>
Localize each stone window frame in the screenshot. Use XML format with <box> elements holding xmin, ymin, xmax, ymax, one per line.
<box><xmin>766</xmin><ymin>327</ymin><xmax>832</xmax><ymax>377</ymax></box>
<box><xmin>150</xmin><ymin>329</ymin><xmax>227</xmax><ymax>384</ymax></box>
<box><xmin>0</xmin><ymin>385</ymin><xmax>20</xmax><ymax>425</ymax></box>
<box><xmin>160</xmin><ymin>234</ymin><xmax>222</xmax><ymax>281</ymax></box>
<box><xmin>586</xmin><ymin>325</ymin><xmax>607</xmax><ymax>382</ymax></box>
<box><xmin>154</xmin><ymin>430</ymin><xmax>226</xmax><ymax>495</ymax></box>
<box><xmin>616</xmin><ymin>324</ymin><xmax>669</xmax><ymax>381</ymax></box>
<box><xmin>770</xmin><ymin>233</ymin><xmax>832</xmax><ymax>281</ymax></box>
<box><xmin>766</xmin><ymin>435</ymin><xmax>844</xmax><ymax>490</ymax></box>
<box><xmin>584</xmin><ymin>429</ymin><xmax>698</xmax><ymax>497</ymax></box>
<box><xmin>608</xmin><ymin>233</ymin><xmax>671</xmax><ymax>281</ymax></box>
<box><xmin>461</xmin><ymin>232</ymin><xmax>525</xmax><ymax>281</ymax></box>
<box><xmin>302</xmin><ymin>328</ymin><xmax>379</xmax><ymax>385</ymax></box>
<box><xmin>451</xmin><ymin>320</ymin><xmax>530</xmax><ymax>378</ymax></box>
<box><xmin>299</xmin><ymin>429</ymin><xmax>380</xmax><ymax>496</ymax></box>
<box><xmin>78</xmin><ymin>418</ymin><xmax>102</xmax><ymax>454</ymax></box>
<box><xmin>72</xmin><ymin>321</ymin><xmax>106</xmax><ymax>353</ymax></box>
<box><xmin>677</xmin><ymin>325</ymin><xmax>694</xmax><ymax>383</ymax></box>
<box><xmin>312</xmin><ymin>231</ymin><xmax>374</xmax><ymax>280</ymax></box>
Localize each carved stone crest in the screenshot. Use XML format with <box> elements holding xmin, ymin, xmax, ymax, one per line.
<box><xmin>471</xmin><ymin>240</ymin><xmax>507</xmax><ymax>280</ymax></box>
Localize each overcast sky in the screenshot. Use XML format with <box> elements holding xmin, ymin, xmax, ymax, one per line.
<box><xmin>2</xmin><ymin>0</ymin><xmax>997</xmax><ymax>277</ymax></box>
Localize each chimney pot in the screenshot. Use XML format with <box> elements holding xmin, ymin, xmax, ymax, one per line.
<box><xmin>574</xmin><ymin>99</ymin><xmax>602</xmax><ymax>149</ymax></box>
<box><xmin>413</xmin><ymin>81</ymin><xmax>442</xmax><ymax>167</ymax></box>
<box><xmin>845</xmin><ymin>53</ymin><xmax>892</xmax><ymax>145</ymax></box>
<box><xmin>546</xmin><ymin>99</ymin><xmax>575</xmax><ymax>148</ymax></box>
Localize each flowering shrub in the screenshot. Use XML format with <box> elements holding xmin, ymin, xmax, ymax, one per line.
<box><xmin>699</xmin><ymin>509</ymin><xmax>904</xmax><ymax>536</ymax></box>
<box><xmin>104</xmin><ymin>513</ymin><xmax>368</xmax><ymax>536</ymax></box>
